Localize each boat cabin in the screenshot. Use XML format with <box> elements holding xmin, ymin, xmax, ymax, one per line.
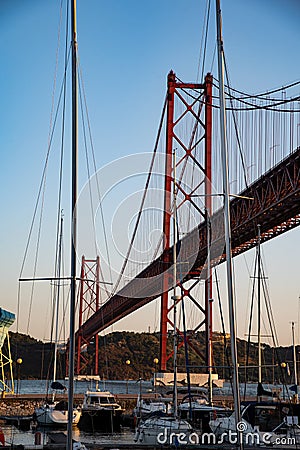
<box><xmin>83</xmin><ymin>391</ymin><xmax>121</xmax><ymax>409</ymax></box>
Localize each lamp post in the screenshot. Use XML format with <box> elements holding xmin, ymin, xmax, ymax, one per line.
<box><xmin>153</xmin><ymin>358</ymin><xmax>159</xmax><ymax>395</ymax></box>
<box><xmin>16</xmin><ymin>358</ymin><xmax>22</xmax><ymax>395</ymax></box>
<box><xmin>125</xmin><ymin>360</ymin><xmax>130</xmax><ymax>394</ymax></box>
<box><xmin>281</xmin><ymin>362</ymin><xmax>288</xmax><ymax>400</ymax></box>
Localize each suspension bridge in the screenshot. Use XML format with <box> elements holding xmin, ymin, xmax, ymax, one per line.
<box><xmin>74</xmin><ymin>72</ymin><xmax>300</xmax><ymax>374</ymax></box>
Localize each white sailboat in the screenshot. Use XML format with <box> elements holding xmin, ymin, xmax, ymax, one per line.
<box><xmin>35</xmin><ymin>398</ymin><xmax>81</xmax><ymax>427</ymax></box>
<box><xmin>133</xmin><ymin>394</ymin><xmax>172</xmax><ymax>420</ymax></box>
<box><xmin>134</xmin><ymin>131</ymin><xmax>193</xmax><ymax>446</ymax></box>
<box><xmin>17</xmin><ymin>0</ymin><xmax>82</xmax><ymax>434</ymax></box>
<box><xmin>34</xmin><ymin>215</ymin><xmax>81</xmax><ymax>427</ymax></box>
<box><xmin>209</xmin><ymin>2</ymin><xmax>296</xmax><ymax>447</ymax></box>
<box><xmin>208</xmin><ymin>0</ymin><xmax>243</xmax><ymax>448</ymax></box>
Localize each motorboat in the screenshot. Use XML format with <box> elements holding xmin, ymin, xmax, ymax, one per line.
<box><xmin>78</xmin><ymin>390</ymin><xmax>123</xmax><ymax>432</ymax></box>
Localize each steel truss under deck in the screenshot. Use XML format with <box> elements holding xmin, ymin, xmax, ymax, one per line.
<box><xmin>75</xmin><ymin>146</ymin><xmax>300</xmax><ymax>348</ymax></box>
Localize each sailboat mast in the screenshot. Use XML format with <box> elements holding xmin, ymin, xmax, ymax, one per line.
<box><xmin>292</xmin><ymin>321</ymin><xmax>298</xmax><ymax>395</ymax></box>
<box><xmin>172</xmin><ymin>149</ymin><xmax>179</xmax><ymax>418</ymax></box>
<box><xmin>67</xmin><ymin>0</ymin><xmax>78</xmax><ymax>448</ymax></box>
<box><xmin>207</xmin><ymin>213</ymin><xmax>213</xmax><ymax>405</ymax></box>
<box><xmin>215</xmin><ymin>0</ymin><xmax>242</xmax><ymax>443</ymax></box>
<box><xmin>52</xmin><ymin>213</ymin><xmax>64</xmax><ymax>402</ymax></box>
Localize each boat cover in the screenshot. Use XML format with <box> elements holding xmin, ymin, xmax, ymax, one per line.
<box><xmin>0</xmin><ymin>308</ymin><xmax>15</xmax><ymax>350</ymax></box>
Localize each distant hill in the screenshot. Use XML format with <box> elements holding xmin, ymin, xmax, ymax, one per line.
<box><xmin>3</xmin><ymin>330</ymin><xmax>297</xmax><ymax>384</ymax></box>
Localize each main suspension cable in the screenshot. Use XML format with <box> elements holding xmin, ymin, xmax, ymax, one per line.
<box><xmin>112</xmin><ymin>95</ymin><xmax>168</xmax><ymax>296</ymax></box>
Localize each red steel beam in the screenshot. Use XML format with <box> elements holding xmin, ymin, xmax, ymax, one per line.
<box><xmin>160</xmin><ymin>71</ymin><xmax>176</xmax><ymax>371</ymax></box>
<box><xmin>75</xmin><ymin>256</ymin><xmax>100</xmax><ymax>375</ymax></box>
<box><xmin>204</xmin><ymin>73</ymin><xmax>213</xmax><ymax>374</ymax></box>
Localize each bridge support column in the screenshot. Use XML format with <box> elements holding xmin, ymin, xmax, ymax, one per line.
<box><xmin>205</xmin><ymin>73</ymin><xmax>213</xmax><ymax>382</ymax></box>
<box><xmin>160</xmin><ymin>72</ymin><xmax>213</xmax><ymax>373</ymax></box>
<box><xmin>160</xmin><ymin>71</ymin><xmax>176</xmax><ymax>372</ymax></box>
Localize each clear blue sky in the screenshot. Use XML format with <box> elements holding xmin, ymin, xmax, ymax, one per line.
<box><xmin>1</xmin><ymin>0</ymin><xmax>300</xmax><ymax>346</ymax></box>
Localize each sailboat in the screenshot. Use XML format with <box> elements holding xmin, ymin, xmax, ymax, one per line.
<box><xmin>207</xmin><ymin>0</ymin><xmax>244</xmax><ymax>447</ymax></box>
<box><xmin>34</xmin><ymin>215</ymin><xmax>81</xmax><ymax>427</ymax></box>
<box><xmin>134</xmin><ymin>136</ymin><xmax>193</xmax><ymax>446</ymax></box>
<box><xmin>16</xmin><ymin>0</ymin><xmax>82</xmax><ymax>435</ymax></box>
<box><xmin>211</xmin><ymin>226</ymin><xmax>300</xmax><ymax>441</ymax></box>
<box><xmin>35</xmin><ymin>395</ymin><xmax>81</xmax><ymax>428</ymax></box>
<box><xmin>208</xmin><ymin>15</ymin><xmax>300</xmax><ymax>439</ymax></box>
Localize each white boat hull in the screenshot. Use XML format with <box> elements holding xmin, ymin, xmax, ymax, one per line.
<box><xmin>134</xmin><ymin>416</ymin><xmax>193</xmax><ymax>446</ymax></box>
<box><xmin>35</xmin><ymin>403</ymin><xmax>81</xmax><ymax>427</ymax></box>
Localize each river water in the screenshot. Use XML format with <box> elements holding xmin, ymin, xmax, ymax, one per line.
<box><xmin>16</xmin><ymin>378</ymin><xmax>153</xmax><ymax>396</ymax></box>
<box><xmin>3</xmin><ymin>425</ymin><xmax>135</xmax><ymax>447</ymax></box>
<box><xmin>15</xmin><ymin>378</ymin><xmax>286</xmax><ymax>397</ymax></box>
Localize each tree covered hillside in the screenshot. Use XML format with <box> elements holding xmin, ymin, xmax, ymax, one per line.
<box><xmin>3</xmin><ymin>331</ymin><xmax>297</xmax><ymax>384</ymax></box>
